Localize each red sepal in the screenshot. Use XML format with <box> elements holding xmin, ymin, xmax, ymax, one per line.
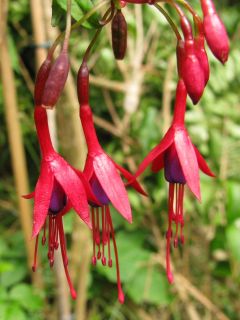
<box><xmin>194</xmin><ymin>145</ymin><xmax>215</xmax><ymax>177</ymax></box>
<box><xmin>32</xmin><ymin>161</ymin><xmax>54</xmax><ymax>238</ymax></box>
<box><xmin>51</xmin><ymin>155</ymin><xmax>91</xmax><ymax>228</ymax></box>
<box><xmin>175</xmin><ymin>130</ymin><xmax>201</xmax><ymax>200</ymax></box>
<box><xmin>114</xmin><ymin>162</ymin><xmax>147</xmax><ymax>196</ymax></box>
<box><xmin>93</xmin><ymin>153</ymin><xmax>132</xmax><ymax>223</ymax></box>
<box><xmin>133</xmin><ymin>127</ymin><xmax>174</xmax><ymax>179</ymax></box>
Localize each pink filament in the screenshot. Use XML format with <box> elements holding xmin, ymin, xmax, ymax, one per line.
<box><xmin>57</xmin><ymin>216</ymin><xmax>76</xmax><ymax>299</ymax></box>
<box><xmin>32</xmin><ymin>234</ymin><xmax>39</xmax><ymax>272</ymax></box>
<box><xmin>91</xmin><ymin>205</ymin><xmax>124</xmax><ymax>302</ymax></box>
<box><xmin>166</xmin><ymin>183</ymin><xmax>185</xmax><ymax>284</ymax></box>
<box><xmin>106</xmin><ymin>206</ymin><xmax>124</xmax><ymax>304</ymax></box>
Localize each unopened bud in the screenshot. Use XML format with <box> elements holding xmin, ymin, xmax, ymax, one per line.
<box><xmin>41</xmin><ymin>50</ymin><xmax>70</xmax><ymax>108</ymax></box>
<box><xmin>111</xmin><ymin>10</ymin><xmax>127</xmax><ymax>60</ymax></box>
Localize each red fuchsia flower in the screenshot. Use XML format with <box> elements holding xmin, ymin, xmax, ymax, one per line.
<box><xmin>200</xmin><ymin>0</ymin><xmax>229</xmax><ymax>64</ymax></box>
<box><xmin>77</xmin><ymin>62</ymin><xmax>146</xmax><ymax>303</ymax></box>
<box><xmin>131</xmin><ymin>79</ymin><xmax>215</xmax><ymax>283</ymax></box>
<box><xmin>24</xmin><ymin>106</ymin><xmax>97</xmax><ymax>299</ymax></box>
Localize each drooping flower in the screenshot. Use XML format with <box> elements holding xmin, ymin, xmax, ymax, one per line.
<box><xmin>132</xmin><ymin>79</ymin><xmax>215</xmax><ymax>283</ymax></box>
<box><xmin>24</xmin><ymin>106</ymin><xmax>97</xmax><ymax>299</ymax></box>
<box><xmin>200</xmin><ymin>0</ymin><xmax>229</xmax><ymax>64</ymax></box>
<box><xmin>77</xmin><ymin>62</ymin><xmax>146</xmax><ymax>303</ymax></box>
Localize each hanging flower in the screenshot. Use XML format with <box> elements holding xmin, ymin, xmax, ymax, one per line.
<box><xmin>132</xmin><ymin>80</ymin><xmax>214</xmax><ymax>283</ymax></box>
<box><xmin>77</xmin><ymin>62</ymin><xmax>146</xmax><ymax>303</ymax></box>
<box><xmin>24</xmin><ymin>106</ymin><xmax>97</xmax><ymax>299</ymax></box>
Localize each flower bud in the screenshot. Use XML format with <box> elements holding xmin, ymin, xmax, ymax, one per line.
<box><xmin>34</xmin><ymin>57</ymin><xmax>52</xmax><ymax>106</ymax></box>
<box><xmin>111</xmin><ymin>10</ymin><xmax>127</xmax><ymax>60</ymax></box>
<box><xmin>177</xmin><ymin>40</ymin><xmax>205</xmax><ymax>104</ymax></box>
<box><xmin>201</xmin><ymin>0</ymin><xmax>229</xmax><ymax>64</ymax></box>
<box><xmin>194</xmin><ymin>35</ymin><xmax>210</xmax><ymax>85</ymax></box>
<box><xmin>41</xmin><ymin>50</ymin><xmax>70</xmax><ymax>108</ymax></box>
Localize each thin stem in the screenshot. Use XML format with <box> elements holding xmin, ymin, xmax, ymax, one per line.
<box><xmin>174</xmin><ymin>0</ymin><xmax>203</xmax><ymax>35</ymax></box>
<box><xmin>154</xmin><ymin>3</ymin><xmax>181</xmax><ymax>40</ymax></box>
<box><xmin>82</xmin><ymin>6</ymin><xmax>114</xmax><ymax>63</ymax></box>
<box><xmin>49</xmin><ymin>0</ymin><xmax>109</xmax><ymax>57</ymax></box>
<box><xmin>63</xmin><ymin>0</ymin><xmax>72</xmax><ymax>52</ymax></box>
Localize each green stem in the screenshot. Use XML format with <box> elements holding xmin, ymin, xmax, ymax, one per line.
<box><xmin>154</xmin><ymin>3</ymin><xmax>181</xmax><ymax>40</ymax></box>
<box><xmin>48</xmin><ymin>0</ymin><xmax>110</xmax><ymax>57</ymax></box>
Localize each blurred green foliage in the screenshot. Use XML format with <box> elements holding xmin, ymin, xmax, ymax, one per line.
<box><xmin>0</xmin><ymin>0</ymin><xmax>240</xmax><ymax>319</ymax></box>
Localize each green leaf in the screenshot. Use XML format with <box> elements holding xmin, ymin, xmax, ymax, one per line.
<box><xmin>52</xmin><ymin>0</ymin><xmax>99</xmax><ymax>29</ymax></box>
<box><xmin>226</xmin><ymin>182</ymin><xmax>240</xmax><ymax>224</ymax></box>
<box><xmin>9</xmin><ymin>284</ymin><xmax>43</xmax><ymax>312</ymax></box>
<box><xmin>126</xmin><ymin>266</ymin><xmax>171</xmax><ymax>305</ymax></box>
<box><xmin>226</xmin><ymin>221</ymin><xmax>240</xmax><ymax>262</ymax></box>
<box><xmin>97</xmin><ymin>231</ymin><xmax>151</xmax><ymax>283</ymax></box>
<box><xmin>4</xmin><ymin>303</ymin><xmax>26</xmax><ymax>320</ymax></box>
<box><xmin>1</xmin><ymin>264</ymin><xmax>27</xmax><ymax>288</ymax></box>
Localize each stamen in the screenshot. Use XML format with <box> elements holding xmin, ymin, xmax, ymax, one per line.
<box><xmin>91</xmin><ymin>207</ymin><xmax>97</xmax><ymax>265</ymax></box>
<box><xmin>179</xmin><ymin>184</ymin><xmax>185</xmax><ymax>244</ymax></box>
<box><xmin>106</xmin><ymin>207</ymin><xmax>112</xmax><ymax>267</ymax></box>
<box><xmin>57</xmin><ymin>215</ymin><xmax>68</xmax><ymax>266</ymax></box>
<box><xmin>32</xmin><ymin>234</ymin><xmax>39</xmax><ymax>272</ymax></box>
<box><xmin>57</xmin><ymin>216</ymin><xmax>77</xmax><ymax>300</ymax></box>
<box><xmin>96</xmin><ymin>208</ymin><xmax>101</xmax><ymax>260</ymax></box>
<box><xmin>106</xmin><ymin>206</ymin><xmax>124</xmax><ymax>304</ymax></box>
<box><xmin>166</xmin><ymin>183</ymin><xmax>174</xmax><ymax>284</ymax></box>
<box><xmin>174</xmin><ymin>184</ymin><xmax>179</xmax><ymax>248</ymax></box>
<box><xmin>101</xmin><ymin>206</ymin><xmax>106</xmax><ymax>266</ymax></box>
<box><xmin>42</xmin><ymin>221</ymin><xmax>47</xmax><ymax>245</ymax></box>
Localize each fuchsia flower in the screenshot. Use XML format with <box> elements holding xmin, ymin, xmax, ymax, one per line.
<box><xmin>77</xmin><ymin>62</ymin><xmax>146</xmax><ymax>303</ymax></box>
<box><xmin>132</xmin><ymin>79</ymin><xmax>215</xmax><ymax>283</ymax></box>
<box><xmin>24</xmin><ymin>106</ymin><xmax>97</xmax><ymax>299</ymax></box>
<box><xmin>200</xmin><ymin>0</ymin><xmax>229</xmax><ymax>64</ymax></box>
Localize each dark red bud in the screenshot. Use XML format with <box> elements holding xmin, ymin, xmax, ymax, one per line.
<box><xmin>34</xmin><ymin>57</ymin><xmax>52</xmax><ymax>106</ymax></box>
<box><xmin>111</xmin><ymin>10</ymin><xmax>127</xmax><ymax>60</ymax></box>
<box><xmin>41</xmin><ymin>50</ymin><xmax>70</xmax><ymax>108</ymax></box>
<box><xmin>194</xmin><ymin>35</ymin><xmax>210</xmax><ymax>85</ymax></box>
<box><xmin>77</xmin><ymin>61</ymin><xmax>89</xmax><ymax>106</ymax></box>
<box><xmin>203</xmin><ymin>13</ymin><xmax>229</xmax><ymax>64</ymax></box>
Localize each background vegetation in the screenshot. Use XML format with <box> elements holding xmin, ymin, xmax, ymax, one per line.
<box><xmin>0</xmin><ymin>0</ymin><xmax>240</xmax><ymax>319</ymax></box>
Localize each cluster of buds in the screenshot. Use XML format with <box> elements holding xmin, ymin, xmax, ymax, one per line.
<box><xmin>25</xmin><ymin>0</ymin><xmax>229</xmax><ymax>303</ymax></box>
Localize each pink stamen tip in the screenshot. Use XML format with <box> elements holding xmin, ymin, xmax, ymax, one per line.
<box><xmin>42</xmin><ymin>237</ymin><xmax>46</xmax><ymax>245</ymax></box>
<box><xmin>118</xmin><ymin>286</ymin><xmax>125</xmax><ymax>304</ymax></box>
<box><xmin>166</xmin><ymin>230</ymin><xmax>172</xmax><ymax>239</ymax></box>
<box><xmin>92</xmin><ymin>256</ymin><xmax>97</xmax><ymax>265</ymax></box>
<box><xmin>102</xmin><ymin>257</ymin><xmax>106</xmax><ymax>266</ymax></box>
<box><xmin>108</xmin><ymin>259</ymin><xmax>113</xmax><ymax>268</ymax></box>
<box><xmin>167</xmin><ymin>272</ymin><xmax>174</xmax><ymax>284</ymax></box>
<box><xmin>181</xmin><ymin>235</ymin><xmax>185</xmax><ymax>244</ymax></box>
<box><xmin>97</xmin><ymin>251</ymin><xmax>101</xmax><ymax>260</ymax></box>
<box><xmin>174</xmin><ymin>238</ymin><xmax>178</xmax><ymax>248</ymax></box>
<box><xmin>50</xmin><ymin>259</ymin><xmax>54</xmax><ymax>268</ymax></box>
<box><xmin>95</xmin><ymin>235</ymin><xmax>100</xmax><ymax>245</ymax></box>
<box><xmin>71</xmin><ymin>289</ymin><xmax>77</xmax><ymax>300</ymax></box>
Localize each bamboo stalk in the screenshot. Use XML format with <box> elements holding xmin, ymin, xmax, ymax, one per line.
<box><xmin>0</xmin><ymin>0</ymin><xmax>41</xmax><ymax>286</ymax></box>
